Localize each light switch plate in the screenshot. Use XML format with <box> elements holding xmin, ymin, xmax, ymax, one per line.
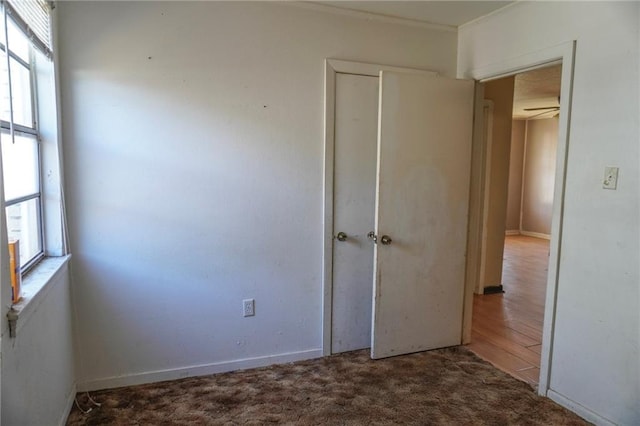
<box><xmin>243</xmin><ymin>299</ymin><xmax>255</xmax><ymax>317</ymax></box>
<box><xmin>603</xmin><ymin>166</ymin><xmax>619</xmax><ymax>190</ymax></box>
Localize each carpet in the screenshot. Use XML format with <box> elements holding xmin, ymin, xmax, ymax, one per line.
<box><xmin>67</xmin><ymin>347</ymin><xmax>588</xmax><ymax>425</ymax></box>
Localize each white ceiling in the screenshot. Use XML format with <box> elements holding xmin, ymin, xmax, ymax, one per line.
<box><xmin>318</xmin><ymin>1</ymin><xmax>514</xmax><ymax>27</ymax></box>
<box><xmin>513</xmin><ymin>65</ymin><xmax>562</xmax><ymax>119</ymax></box>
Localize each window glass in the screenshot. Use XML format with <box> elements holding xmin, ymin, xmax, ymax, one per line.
<box><xmin>7</xmin><ymin>18</ymin><xmax>29</xmax><ymax>63</ymax></box>
<box><xmin>6</xmin><ymin>197</ymin><xmax>41</xmax><ymax>266</ymax></box>
<box><xmin>0</xmin><ymin>7</ymin><xmax>4</xmax><ymax>44</ymax></box>
<box><xmin>9</xmin><ymin>58</ymin><xmax>32</xmax><ymax>127</ymax></box>
<box><xmin>0</xmin><ymin>49</ymin><xmax>8</xmax><ymax>122</ymax></box>
<box><xmin>1</xmin><ymin>8</ymin><xmax>47</xmax><ymax>272</ymax></box>
<box><xmin>1</xmin><ymin>131</ymin><xmax>39</xmax><ymax>201</ymax></box>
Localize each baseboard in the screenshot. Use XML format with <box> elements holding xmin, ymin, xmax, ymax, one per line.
<box><xmin>483</xmin><ymin>285</ymin><xmax>504</xmax><ymax>294</ymax></box>
<box><xmin>58</xmin><ymin>383</ymin><xmax>77</xmax><ymax>426</ymax></box>
<box><xmin>520</xmin><ymin>230</ymin><xmax>551</xmax><ymax>240</ymax></box>
<box><xmin>505</xmin><ymin>230</ymin><xmax>520</xmax><ymax>236</ymax></box>
<box><xmin>77</xmin><ymin>349</ymin><xmax>323</xmax><ymax>392</ymax></box>
<box><xmin>547</xmin><ymin>389</ymin><xmax>616</xmax><ymax>426</ymax></box>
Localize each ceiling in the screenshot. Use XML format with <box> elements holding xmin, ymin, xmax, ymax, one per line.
<box><xmin>513</xmin><ymin>65</ymin><xmax>562</xmax><ymax>119</ymax></box>
<box><xmin>318</xmin><ymin>1</ymin><xmax>514</xmax><ymax>27</ymax></box>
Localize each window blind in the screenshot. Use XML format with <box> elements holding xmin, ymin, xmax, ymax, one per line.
<box><xmin>3</xmin><ymin>0</ymin><xmax>52</xmax><ymax>58</ymax></box>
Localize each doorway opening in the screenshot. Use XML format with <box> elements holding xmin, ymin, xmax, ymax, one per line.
<box><xmin>468</xmin><ymin>65</ymin><xmax>563</xmax><ymax>390</ymax></box>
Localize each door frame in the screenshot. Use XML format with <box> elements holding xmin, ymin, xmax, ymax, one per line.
<box><xmin>477</xmin><ymin>100</ymin><xmax>494</xmax><ymax>295</ymax></box>
<box><xmin>461</xmin><ymin>41</ymin><xmax>576</xmax><ymax>396</ymax></box>
<box><xmin>322</xmin><ymin>59</ymin><xmax>437</xmax><ymax>356</ymax></box>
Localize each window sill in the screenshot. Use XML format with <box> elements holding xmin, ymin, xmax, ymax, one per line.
<box><xmin>7</xmin><ymin>255</ymin><xmax>72</xmax><ymax>337</ymax></box>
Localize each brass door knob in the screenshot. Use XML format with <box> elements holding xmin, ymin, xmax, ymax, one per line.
<box><xmin>380</xmin><ymin>235</ymin><xmax>392</xmax><ymax>245</ymax></box>
<box><xmin>336</xmin><ymin>232</ymin><xmax>348</xmax><ymax>242</ymax></box>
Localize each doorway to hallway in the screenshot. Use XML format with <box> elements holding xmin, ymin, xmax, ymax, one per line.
<box><xmin>469</xmin><ymin>235</ymin><xmax>549</xmax><ymax>388</ymax></box>
<box><xmin>467</xmin><ymin>64</ymin><xmax>563</xmax><ymax>390</ymax></box>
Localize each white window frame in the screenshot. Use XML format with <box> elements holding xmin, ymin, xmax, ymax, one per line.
<box><xmin>1</xmin><ymin>14</ymin><xmax>46</xmax><ymax>272</ymax></box>
<box><xmin>1</xmin><ymin>1</ymin><xmax>69</xmax><ymax>338</ymax></box>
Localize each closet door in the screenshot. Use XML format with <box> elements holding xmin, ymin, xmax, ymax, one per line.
<box><xmin>331</xmin><ymin>72</ymin><xmax>378</xmax><ymax>353</ymax></box>
<box><xmin>371</xmin><ymin>71</ymin><xmax>475</xmax><ymax>359</ymax></box>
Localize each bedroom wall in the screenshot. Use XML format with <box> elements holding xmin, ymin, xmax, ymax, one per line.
<box><xmin>505</xmin><ymin>120</ymin><xmax>525</xmax><ymax>232</ymax></box>
<box><xmin>459</xmin><ymin>2</ymin><xmax>639</xmax><ymax>424</ymax></box>
<box><xmin>57</xmin><ymin>1</ymin><xmax>457</xmax><ymax>390</ymax></box>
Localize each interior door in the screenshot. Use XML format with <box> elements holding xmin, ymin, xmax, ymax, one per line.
<box><xmin>371</xmin><ymin>71</ymin><xmax>475</xmax><ymax>359</ymax></box>
<box><xmin>331</xmin><ymin>73</ymin><xmax>378</xmax><ymax>353</ymax></box>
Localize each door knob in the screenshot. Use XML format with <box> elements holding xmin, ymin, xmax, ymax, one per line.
<box><xmin>336</xmin><ymin>231</ymin><xmax>348</xmax><ymax>242</ymax></box>
<box><xmin>380</xmin><ymin>235</ymin><xmax>392</xmax><ymax>245</ymax></box>
<box><xmin>367</xmin><ymin>231</ymin><xmax>377</xmax><ymax>243</ymax></box>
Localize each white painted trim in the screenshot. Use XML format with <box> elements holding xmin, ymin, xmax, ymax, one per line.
<box><xmin>461</xmin><ymin>40</ymin><xmax>576</xmax><ymax>398</ymax></box>
<box><xmin>520</xmin><ymin>230</ymin><xmax>551</xmax><ymax>240</ymax></box>
<box><xmin>505</xmin><ymin>230</ymin><xmax>520</xmax><ymax>236</ymax></box>
<box><xmin>77</xmin><ymin>349</ymin><xmax>322</xmax><ymax>392</ymax></box>
<box><xmin>322</xmin><ymin>59</ymin><xmax>438</xmax><ymax>356</ymax></box>
<box><xmin>291</xmin><ymin>2</ymin><xmax>456</xmax><ymax>33</ymax></box>
<box><xmin>58</xmin><ymin>384</ymin><xmax>77</xmax><ymax>426</ymax></box>
<box><xmin>327</xmin><ymin>59</ymin><xmax>438</xmax><ymax>78</ymax></box>
<box><xmin>547</xmin><ymin>390</ymin><xmax>616</xmax><ymax>426</ymax></box>
<box><xmin>322</xmin><ymin>60</ymin><xmax>336</xmax><ymax>357</ymax></box>
<box><xmin>477</xmin><ymin>100</ymin><xmax>494</xmax><ymax>295</ymax></box>
<box><xmin>538</xmin><ymin>41</ymin><xmax>576</xmax><ymax>397</ymax></box>
<box><xmin>461</xmin><ymin>82</ymin><xmax>486</xmax><ymax>344</ymax></box>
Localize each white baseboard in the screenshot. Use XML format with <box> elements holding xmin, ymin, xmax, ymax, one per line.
<box><xmin>77</xmin><ymin>349</ymin><xmax>323</xmax><ymax>392</ymax></box>
<box><xmin>505</xmin><ymin>230</ymin><xmax>520</xmax><ymax>236</ymax></box>
<box><xmin>58</xmin><ymin>383</ymin><xmax>77</xmax><ymax>426</ymax></box>
<box><xmin>520</xmin><ymin>230</ymin><xmax>551</xmax><ymax>240</ymax></box>
<box><xmin>547</xmin><ymin>390</ymin><xmax>616</xmax><ymax>426</ymax></box>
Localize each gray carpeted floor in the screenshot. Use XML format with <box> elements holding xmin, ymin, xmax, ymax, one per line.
<box><xmin>67</xmin><ymin>346</ymin><xmax>589</xmax><ymax>425</ymax></box>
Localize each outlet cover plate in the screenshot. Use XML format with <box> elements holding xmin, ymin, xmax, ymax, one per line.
<box><xmin>603</xmin><ymin>166</ymin><xmax>619</xmax><ymax>190</ymax></box>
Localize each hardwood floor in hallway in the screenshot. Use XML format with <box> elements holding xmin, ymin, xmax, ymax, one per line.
<box><xmin>467</xmin><ymin>235</ymin><xmax>549</xmax><ymax>388</ymax></box>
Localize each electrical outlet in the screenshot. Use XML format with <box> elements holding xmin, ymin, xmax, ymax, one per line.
<box><xmin>603</xmin><ymin>166</ymin><xmax>619</xmax><ymax>190</ymax></box>
<box><xmin>243</xmin><ymin>299</ymin><xmax>255</xmax><ymax>317</ymax></box>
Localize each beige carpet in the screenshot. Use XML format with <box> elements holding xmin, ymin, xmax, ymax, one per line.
<box><xmin>67</xmin><ymin>347</ymin><xmax>588</xmax><ymax>425</ymax></box>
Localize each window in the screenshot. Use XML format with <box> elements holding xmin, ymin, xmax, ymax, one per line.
<box><xmin>1</xmin><ymin>1</ymin><xmax>53</xmax><ymax>272</ymax></box>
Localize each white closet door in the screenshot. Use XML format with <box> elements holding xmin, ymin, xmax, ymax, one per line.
<box><xmin>371</xmin><ymin>71</ymin><xmax>475</xmax><ymax>359</ymax></box>
<box><xmin>331</xmin><ymin>73</ymin><xmax>378</xmax><ymax>353</ymax></box>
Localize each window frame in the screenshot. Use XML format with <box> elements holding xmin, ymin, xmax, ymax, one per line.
<box><xmin>1</xmin><ymin>11</ymin><xmax>46</xmax><ymax>273</ymax></box>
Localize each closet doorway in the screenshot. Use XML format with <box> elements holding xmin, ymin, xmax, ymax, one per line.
<box><xmin>322</xmin><ymin>60</ymin><xmax>474</xmax><ymax>359</ymax></box>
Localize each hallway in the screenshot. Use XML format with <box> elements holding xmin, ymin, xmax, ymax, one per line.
<box><xmin>468</xmin><ymin>235</ymin><xmax>549</xmax><ymax>388</ymax></box>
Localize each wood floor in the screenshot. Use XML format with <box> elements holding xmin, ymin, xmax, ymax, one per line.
<box><xmin>468</xmin><ymin>235</ymin><xmax>549</xmax><ymax>388</ymax></box>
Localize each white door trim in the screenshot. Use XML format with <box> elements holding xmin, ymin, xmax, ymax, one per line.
<box><xmin>477</xmin><ymin>100</ymin><xmax>495</xmax><ymax>295</ymax></box>
<box><xmin>322</xmin><ymin>59</ymin><xmax>437</xmax><ymax>356</ymax></box>
<box><xmin>461</xmin><ymin>41</ymin><xmax>576</xmax><ymax>396</ymax></box>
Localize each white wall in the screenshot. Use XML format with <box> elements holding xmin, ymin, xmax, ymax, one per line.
<box><xmin>2</xmin><ymin>265</ymin><xmax>75</xmax><ymax>426</ymax></box>
<box><xmin>57</xmin><ymin>1</ymin><xmax>457</xmax><ymax>389</ymax></box>
<box><xmin>459</xmin><ymin>2</ymin><xmax>639</xmax><ymax>425</ymax></box>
